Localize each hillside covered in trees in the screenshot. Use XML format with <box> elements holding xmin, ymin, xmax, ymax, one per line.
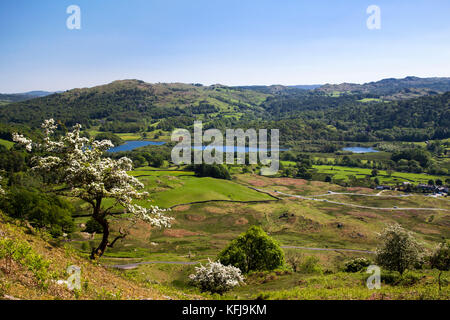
<box><xmin>0</xmin><ymin>77</ymin><xmax>449</xmax><ymax>144</ymax></box>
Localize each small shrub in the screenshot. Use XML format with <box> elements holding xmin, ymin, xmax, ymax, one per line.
<box><xmin>299</xmin><ymin>256</ymin><xmax>323</xmax><ymax>274</ymax></box>
<box><xmin>189</xmin><ymin>260</ymin><xmax>244</xmax><ymax>294</ymax></box>
<box><xmin>0</xmin><ymin>238</ymin><xmax>50</xmax><ymax>287</ymax></box>
<box><xmin>81</xmin><ymin>242</ymin><xmax>89</xmax><ymax>252</ymax></box>
<box><xmin>96</xmin><ymin>288</ymin><xmax>123</xmax><ymax>300</ymax></box>
<box><xmin>344</xmin><ymin>258</ymin><xmax>371</xmax><ymax>273</ymax></box>
<box><xmin>371</xmin><ymin>270</ymin><xmax>402</xmax><ymax>285</ymax></box>
<box><xmin>84</xmin><ymin>218</ymin><xmax>103</xmax><ymax>234</ymax></box>
<box><xmin>286</xmin><ymin>252</ymin><xmax>302</xmax><ymax>272</ymax></box>
<box><xmin>398</xmin><ymin>271</ymin><xmax>422</xmax><ymax>286</ymax></box>
<box><xmin>365</xmin><ymin>270</ymin><xmax>422</xmax><ymax>286</ymax></box>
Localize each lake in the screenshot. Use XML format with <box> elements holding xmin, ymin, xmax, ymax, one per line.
<box><xmin>193</xmin><ymin>146</ymin><xmax>288</xmax><ymax>152</ymax></box>
<box><xmin>342</xmin><ymin>147</ymin><xmax>379</xmax><ymax>153</ymax></box>
<box><xmin>107</xmin><ymin>140</ymin><xmax>166</xmax><ymax>152</ymax></box>
<box><xmin>108</xmin><ymin>140</ymin><xmax>286</xmax><ymax>153</ymax></box>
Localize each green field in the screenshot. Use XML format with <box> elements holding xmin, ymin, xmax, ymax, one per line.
<box><xmin>0</xmin><ymin>138</ymin><xmax>14</xmax><ymax>149</ymax></box>
<box><xmin>135</xmin><ymin>171</ymin><xmax>274</xmax><ymax>208</ymax></box>
<box><xmin>358</xmin><ymin>98</ymin><xmax>383</xmax><ymax>103</ymax></box>
<box><xmin>313</xmin><ymin>165</ymin><xmax>449</xmax><ymax>185</ymax></box>
<box><xmin>98</xmin><ymin>169</ymin><xmax>274</xmax><ymax>209</ymax></box>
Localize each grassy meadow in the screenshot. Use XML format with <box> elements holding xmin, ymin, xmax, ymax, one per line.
<box><xmin>64</xmin><ymin>169</ymin><xmax>449</xmax><ymax>300</ymax></box>
<box><xmin>312</xmin><ymin>165</ymin><xmax>449</xmax><ymax>185</ymax></box>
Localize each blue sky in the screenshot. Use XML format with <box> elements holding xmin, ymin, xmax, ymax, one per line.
<box><xmin>1</xmin><ymin>0</ymin><xmax>449</xmax><ymax>92</ymax></box>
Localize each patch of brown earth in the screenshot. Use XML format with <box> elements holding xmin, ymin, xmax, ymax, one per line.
<box><xmin>246</xmin><ymin>178</ymin><xmax>270</xmax><ymax>187</ymax></box>
<box><xmin>234</xmin><ymin>218</ymin><xmax>249</xmax><ymax>225</ymax></box>
<box><xmin>296</xmin><ymin>215</ymin><xmax>321</xmax><ymax>231</ymax></box>
<box><xmin>111</xmin><ymin>220</ymin><xmax>153</xmax><ymax>239</ymax></box>
<box><xmin>348</xmin><ymin>211</ymin><xmax>378</xmax><ymax>219</ymax></box>
<box><xmin>163</xmin><ymin>229</ymin><xmax>202</xmax><ymax>238</ymax></box>
<box><xmin>287</xmin><ymin>216</ymin><xmax>297</xmax><ymax>224</ymax></box>
<box><xmin>346</xmin><ymin>187</ymin><xmax>374</xmax><ymax>193</ymax></box>
<box><xmin>272</xmin><ymin>178</ymin><xmax>307</xmax><ymax>187</ymax></box>
<box><xmin>186</xmin><ymin>214</ymin><xmax>205</xmax><ymax>222</ymax></box>
<box><xmin>173</xmin><ymin>205</ymin><xmax>191</xmax><ymax>212</ymax></box>
<box><xmin>414</xmin><ymin>224</ymin><xmax>441</xmax><ymax>235</ymax></box>
<box><xmin>392</xmin><ymin>212</ymin><xmax>409</xmax><ymax>218</ymax></box>
<box><xmin>204</xmin><ymin>206</ymin><xmax>227</xmax><ymax>214</ymax></box>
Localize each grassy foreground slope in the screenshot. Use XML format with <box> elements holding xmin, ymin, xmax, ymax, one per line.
<box><xmin>0</xmin><ymin>213</ymin><xmax>197</xmax><ymax>300</ymax></box>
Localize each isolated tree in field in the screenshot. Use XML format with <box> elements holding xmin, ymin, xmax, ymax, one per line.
<box><xmin>286</xmin><ymin>251</ymin><xmax>302</xmax><ymax>272</ymax></box>
<box><xmin>217</xmin><ymin>226</ymin><xmax>285</xmax><ymax>273</ymax></box>
<box><xmin>375</xmin><ymin>224</ymin><xmax>423</xmax><ymax>274</ymax></box>
<box><xmin>371</xmin><ymin>169</ymin><xmax>378</xmax><ymax>177</ymax></box>
<box><xmin>13</xmin><ymin>119</ymin><xmax>173</xmax><ymax>259</ymax></box>
<box><xmin>429</xmin><ymin>241</ymin><xmax>450</xmax><ymax>291</ymax></box>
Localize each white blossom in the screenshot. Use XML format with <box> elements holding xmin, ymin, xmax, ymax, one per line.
<box><xmin>189</xmin><ymin>259</ymin><xmax>245</xmax><ymax>294</ymax></box>
<box><xmin>12</xmin><ymin>133</ymin><xmax>33</xmax><ymax>151</ymax></box>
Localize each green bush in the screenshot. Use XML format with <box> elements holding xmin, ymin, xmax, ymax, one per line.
<box><xmin>192</xmin><ymin>164</ymin><xmax>231</xmax><ymax>180</ymax></box>
<box><xmin>343</xmin><ymin>258</ymin><xmax>371</xmax><ymax>273</ymax></box>
<box><xmin>377</xmin><ymin>270</ymin><xmax>401</xmax><ymax>285</ymax></box>
<box><xmin>398</xmin><ymin>271</ymin><xmax>422</xmax><ymax>286</ymax></box>
<box><xmin>217</xmin><ymin>226</ymin><xmax>285</xmax><ymax>273</ymax></box>
<box><xmin>0</xmin><ymin>187</ymin><xmax>75</xmax><ymax>237</ymax></box>
<box><xmin>298</xmin><ymin>256</ymin><xmax>323</xmax><ymax>274</ymax></box>
<box><xmin>0</xmin><ymin>238</ymin><xmax>51</xmax><ymax>287</ymax></box>
<box><xmin>84</xmin><ymin>218</ymin><xmax>103</xmax><ymax>234</ymax></box>
<box><xmin>364</xmin><ymin>270</ymin><xmax>422</xmax><ymax>287</ymax></box>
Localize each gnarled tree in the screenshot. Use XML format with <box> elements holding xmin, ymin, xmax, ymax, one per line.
<box><xmin>13</xmin><ymin>119</ymin><xmax>173</xmax><ymax>259</ymax></box>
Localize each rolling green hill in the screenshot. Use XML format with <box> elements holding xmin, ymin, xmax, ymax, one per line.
<box><xmin>0</xmin><ymin>80</ymin><xmax>269</xmax><ymax>128</ymax></box>
<box><xmin>0</xmin><ymin>78</ymin><xmax>448</xmax><ymax>144</ymax></box>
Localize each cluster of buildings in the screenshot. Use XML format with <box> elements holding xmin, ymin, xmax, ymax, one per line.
<box><xmin>417</xmin><ymin>184</ymin><xmax>449</xmax><ymax>195</ymax></box>
<box><xmin>375</xmin><ymin>182</ymin><xmax>448</xmax><ymax>196</ymax></box>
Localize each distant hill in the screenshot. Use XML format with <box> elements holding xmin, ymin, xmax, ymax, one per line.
<box><xmin>316</xmin><ymin>76</ymin><xmax>450</xmax><ymax>99</ymax></box>
<box><xmin>1</xmin><ymin>77</ymin><xmax>448</xmax><ymax>143</ymax></box>
<box><xmin>0</xmin><ymin>80</ymin><xmax>269</xmax><ymax>127</ymax></box>
<box><xmin>234</xmin><ymin>84</ymin><xmax>321</xmax><ymax>94</ymax></box>
<box><xmin>0</xmin><ymin>91</ymin><xmax>56</xmax><ymax>105</ymax></box>
<box><xmin>289</xmin><ymin>84</ymin><xmax>322</xmax><ymax>90</ymax></box>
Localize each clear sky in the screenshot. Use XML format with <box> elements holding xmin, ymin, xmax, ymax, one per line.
<box><xmin>1</xmin><ymin>0</ymin><xmax>450</xmax><ymax>92</ymax></box>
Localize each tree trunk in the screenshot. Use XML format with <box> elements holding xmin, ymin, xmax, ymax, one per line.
<box><xmin>90</xmin><ymin>198</ymin><xmax>109</xmax><ymax>260</ymax></box>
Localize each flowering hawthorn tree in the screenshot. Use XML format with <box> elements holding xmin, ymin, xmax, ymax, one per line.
<box><xmin>375</xmin><ymin>223</ymin><xmax>423</xmax><ymax>274</ymax></box>
<box><xmin>13</xmin><ymin>119</ymin><xmax>173</xmax><ymax>259</ymax></box>
<box><xmin>189</xmin><ymin>259</ymin><xmax>244</xmax><ymax>294</ymax></box>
